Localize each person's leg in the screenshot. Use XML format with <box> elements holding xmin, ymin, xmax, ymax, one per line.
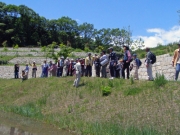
<box><xmin>104</xmin><ymin>66</ymin><xmax>107</xmax><ymax>78</ymax></box>
<box><xmin>89</xmin><ymin>66</ymin><xmax>92</xmax><ymax>77</ymax></box>
<box><xmin>57</xmin><ymin>68</ymin><xmax>60</xmax><ymax>77</ymax></box>
<box><xmin>113</xmin><ymin>66</ymin><xmax>116</xmax><ymax>78</ymax></box>
<box><xmin>134</xmin><ymin>67</ymin><xmax>139</xmax><ymax>80</ymax></box>
<box><xmin>76</xmin><ymin>73</ymin><xmax>81</xmax><ymax>87</ymax></box>
<box><xmin>119</xmin><ymin>69</ymin><xmax>122</xmax><ymax>78</ymax></box>
<box><xmin>175</xmin><ymin>64</ymin><xmax>180</xmax><ymax>80</ymax></box>
<box><xmin>85</xmin><ymin>66</ymin><xmax>89</xmax><ymax>77</ymax></box>
<box><xmin>101</xmin><ymin>66</ymin><xmax>104</xmax><ymax>77</ymax></box>
<box><xmin>73</xmin><ymin>74</ymin><xmax>77</xmax><ymax>86</ymax></box>
<box><xmin>96</xmin><ymin>67</ymin><xmax>99</xmax><ymax>77</ymax></box>
<box><xmin>14</xmin><ymin>72</ymin><xmax>17</xmax><ymax>79</ymax></box>
<box><xmin>32</xmin><ymin>71</ymin><xmax>34</xmax><ymax>78</ymax></box>
<box><xmin>60</xmin><ymin>67</ymin><xmax>63</xmax><ymax>77</ymax></box>
<box><xmin>147</xmin><ymin>64</ymin><xmax>153</xmax><ymax>80</ymax></box>
<box><xmin>122</xmin><ymin>64</ymin><xmax>126</xmax><ymax>79</ymax></box>
<box><xmin>110</xmin><ymin>65</ymin><xmax>114</xmax><ymax>78</ymax></box>
<box><xmin>126</xmin><ymin>63</ymin><xmax>130</xmax><ymax>79</ymax></box>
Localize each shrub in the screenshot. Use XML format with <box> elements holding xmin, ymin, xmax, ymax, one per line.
<box><xmin>130</xmin><ymin>75</ymin><xmax>134</xmax><ymax>85</ymax></box>
<box><xmin>74</xmin><ymin>48</ymin><xmax>83</xmax><ymax>52</ymax></box>
<box><xmin>153</xmin><ymin>73</ymin><xmax>167</xmax><ymax>87</ymax></box>
<box><xmin>140</xmin><ymin>53</ymin><xmax>145</xmax><ymax>58</ymax></box>
<box><xmin>101</xmin><ymin>86</ymin><xmax>111</xmax><ymax>96</ymax></box>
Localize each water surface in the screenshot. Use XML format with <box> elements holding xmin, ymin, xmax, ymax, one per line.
<box><xmin>0</xmin><ymin>111</ymin><xmax>73</xmax><ymax>135</ymax></box>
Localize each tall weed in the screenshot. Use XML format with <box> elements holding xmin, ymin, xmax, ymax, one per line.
<box><xmin>153</xmin><ymin>73</ymin><xmax>167</xmax><ymax>87</ymax></box>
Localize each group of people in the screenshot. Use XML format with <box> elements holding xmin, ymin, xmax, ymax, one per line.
<box><xmin>13</xmin><ymin>42</ymin><xmax>180</xmax><ymax>86</ymax></box>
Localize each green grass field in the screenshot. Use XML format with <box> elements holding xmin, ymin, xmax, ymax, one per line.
<box><xmin>0</xmin><ymin>76</ymin><xmax>180</xmax><ymax>135</ymax></box>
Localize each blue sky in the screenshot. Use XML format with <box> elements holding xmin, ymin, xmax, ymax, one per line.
<box><xmin>2</xmin><ymin>0</ymin><xmax>180</xmax><ymax>47</ymax></box>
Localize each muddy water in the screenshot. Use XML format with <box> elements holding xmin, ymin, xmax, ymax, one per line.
<box><xmin>0</xmin><ymin>111</ymin><xmax>73</xmax><ymax>135</ymax></box>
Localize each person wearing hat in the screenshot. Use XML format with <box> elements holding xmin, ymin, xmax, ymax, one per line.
<box><xmin>130</xmin><ymin>54</ymin><xmax>141</xmax><ymax>80</ymax></box>
<box><xmin>122</xmin><ymin>45</ymin><xmax>132</xmax><ymax>79</ymax></box>
<box><xmin>108</xmin><ymin>47</ymin><xmax>117</xmax><ymax>79</ymax></box>
<box><xmin>85</xmin><ymin>52</ymin><xmax>93</xmax><ymax>77</ymax></box>
<box><xmin>172</xmin><ymin>41</ymin><xmax>180</xmax><ymax>80</ymax></box>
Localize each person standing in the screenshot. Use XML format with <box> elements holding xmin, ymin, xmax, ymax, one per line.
<box><xmin>100</xmin><ymin>51</ymin><xmax>108</xmax><ymax>78</ymax></box>
<box><xmin>85</xmin><ymin>52</ymin><xmax>93</xmax><ymax>77</ymax></box>
<box><xmin>63</xmin><ymin>57</ymin><xmax>70</xmax><ymax>77</ymax></box>
<box><xmin>73</xmin><ymin>59</ymin><xmax>82</xmax><ymax>87</ymax></box>
<box><xmin>42</xmin><ymin>60</ymin><xmax>48</xmax><ymax>77</ymax></box>
<box><xmin>122</xmin><ymin>46</ymin><xmax>131</xmax><ymax>79</ymax></box>
<box><xmin>81</xmin><ymin>58</ymin><xmax>85</xmax><ymax>76</ymax></box>
<box><xmin>108</xmin><ymin>47</ymin><xmax>117</xmax><ymax>79</ymax></box>
<box><xmin>130</xmin><ymin>54</ymin><xmax>141</xmax><ymax>80</ymax></box>
<box><xmin>48</xmin><ymin>61</ymin><xmax>53</xmax><ymax>77</ymax></box>
<box><xmin>24</xmin><ymin>64</ymin><xmax>29</xmax><ymax>79</ymax></box>
<box><xmin>68</xmin><ymin>59</ymin><xmax>76</xmax><ymax>76</ymax></box>
<box><xmin>29</xmin><ymin>61</ymin><xmax>37</xmax><ymax>78</ymax></box>
<box><xmin>145</xmin><ymin>47</ymin><xmax>154</xmax><ymax>81</ymax></box>
<box><xmin>172</xmin><ymin>42</ymin><xmax>180</xmax><ymax>81</ymax></box>
<box><xmin>14</xmin><ymin>63</ymin><xmax>19</xmax><ymax>79</ymax></box>
<box><xmin>59</xmin><ymin>56</ymin><xmax>64</xmax><ymax>77</ymax></box>
<box><xmin>117</xmin><ymin>59</ymin><xmax>124</xmax><ymax>78</ymax></box>
<box><xmin>49</xmin><ymin>62</ymin><xmax>57</xmax><ymax>77</ymax></box>
<box><xmin>94</xmin><ymin>56</ymin><xmax>101</xmax><ymax>77</ymax></box>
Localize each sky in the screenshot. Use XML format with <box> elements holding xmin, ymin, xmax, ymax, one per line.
<box><xmin>2</xmin><ymin>0</ymin><xmax>180</xmax><ymax>48</ymax></box>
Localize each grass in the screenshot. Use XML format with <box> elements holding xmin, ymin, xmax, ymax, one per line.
<box><xmin>0</xmin><ymin>77</ymin><xmax>180</xmax><ymax>134</ymax></box>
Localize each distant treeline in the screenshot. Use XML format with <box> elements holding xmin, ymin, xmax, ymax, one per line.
<box><xmin>0</xmin><ymin>2</ymin><xmax>132</xmax><ymax>51</ymax></box>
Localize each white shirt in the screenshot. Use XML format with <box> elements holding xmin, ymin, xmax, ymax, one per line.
<box><xmin>75</xmin><ymin>62</ymin><xmax>82</xmax><ymax>73</ymax></box>
<box><xmin>100</xmin><ymin>54</ymin><xmax>107</xmax><ymax>61</ymax></box>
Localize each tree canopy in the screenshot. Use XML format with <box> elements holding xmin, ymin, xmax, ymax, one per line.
<box><xmin>0</xmin><ymin>2</ymin><xmax>136</xmax><ymax>51</ymax></box>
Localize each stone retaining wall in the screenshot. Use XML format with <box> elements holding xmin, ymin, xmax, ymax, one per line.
<box><xmin>130</xmin><ymin>54</ymin><xmax>176</xmax><ymax>80</ymax></box>
<box><xmin>0</xmin><ymin>53</ymin><xmax>177</xmax><ymax>80</ymax></box>
<box><xmin>9</xmin><ymin>57</ymin><xmax>54</xmax><ymax>65</ymax></box>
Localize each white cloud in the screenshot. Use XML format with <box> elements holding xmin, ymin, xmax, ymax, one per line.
<box><xmin>133</xmin><ymin>25</ymin><xmax>180</xmax><ymax>48</ymax></box>
<box><xmin>75</xmin><ymin>19</ymin><xmax>80</xmax><ymax>22</ymax></box>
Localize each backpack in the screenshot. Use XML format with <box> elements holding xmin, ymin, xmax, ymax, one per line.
<box><xmin>135</xmin><ymin>58</ymin><xmax>142</xmax><ymax>67</ymax></box>
<box><xmin>150</xmin><ymin>52</ymin><xmax>156</xmax><ymax>64</ymax></box>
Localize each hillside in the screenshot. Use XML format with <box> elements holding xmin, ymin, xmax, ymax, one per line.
<box><xmin>134</xmin><ymin>43</ymin><xmax>178</xmax><ymax>59</ymax></box>
<box><xmin>0</xmin><ymin>77</ymin><xmax>180</xmax><ymax>135</ymax></box>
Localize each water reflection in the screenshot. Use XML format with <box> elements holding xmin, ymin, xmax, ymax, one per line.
<box><xmin>0</xmin><ymin>111</ymin><xmax>73</xmax><ymax>135</ymax></box>
<box><xmin>0</xmin><ymin>125</ymin><xmax>33</xmax><ymax>135</ymax></box>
